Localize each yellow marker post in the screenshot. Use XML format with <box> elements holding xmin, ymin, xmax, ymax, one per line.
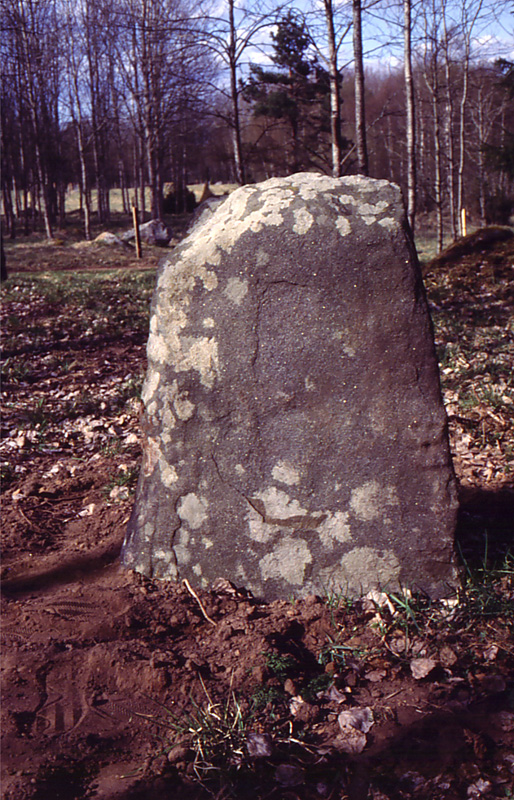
<box><xmin>461</xmin><ymin>207</ymin><xmax>467</xmax><ymax>238</ymax></box>
<box><xmin>132</xmin><ymin>204</ymin><xmax>142</xmax><ymax>259</ymax></box>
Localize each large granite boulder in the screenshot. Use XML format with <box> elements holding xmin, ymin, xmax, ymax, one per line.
<box><xmin>123</xmin><ymin>173</ymin><xmax>459</xmax><ymax>599</ymax></box>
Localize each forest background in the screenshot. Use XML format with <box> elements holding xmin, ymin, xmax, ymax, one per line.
<box><xmin>1</xmin><ymin>0</ymin><xmax>513</xmax><ymax>251</ymax></box>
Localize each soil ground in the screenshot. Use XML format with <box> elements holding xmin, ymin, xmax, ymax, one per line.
<box><xmin>1</xmin><ymin>221</ymin><xmax>513</xmax><ymax>800</ymax></box>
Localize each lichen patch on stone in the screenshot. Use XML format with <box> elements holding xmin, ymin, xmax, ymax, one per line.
<box><xmin>336</xmin><ymin>218</ymin><xmax>351</xmax><ymax>237</ymax></box>
<box><xmin>178</xmin><ymin>493</ymin><xmax>209</xmax><ymax>529</ymax></box>
<box><xmin>170</xmin><ymin>335</ymin><xmax>219</xmax><ymax>389</ymax></box>
<box><xmin>339</xmin><ymin>547</ymin><xmax>401</xmax><ymax>593</ymax></box>
<box><xmin>259</xmin><ymin>537</ymin><xmax>312</xmax><ymax>585</ymax></box>
<box><xmin>141</xmin><ymin>371</ymin><xmax>160</xmax><ymax>406</ymax></box>
<box><xmin>318</xmin><ymin>511</ymin><xmax>352</xmax><ymax>549</ymax></box>
<box><xmin>350</xmin><ymin>481</ymin><xmax>399</xmax><ymax>522</ymax></box>
<box><xmin>142</xmin><ymin>437</ymin><xmax>161</xmax><ymax>477</ymax></box>
<box><xmin>272</xmin><ymin>461</ymin><xmax>301</xmax><ymax>486</ymax></box>
<box><xmin>224</xmin><ymin>277</ymin><xmax>249</xmax><ymax>305</ymax></box>
<box><xmin>293</xmin><ymin>207</ymin><xmax>314</xmax><ymax>234</ymax></box>
<box><xmin>168</xmin><ymin>380</ymin><xmax>195</xmax><ymax>421</ymax></box>
<box><xmin>378</xmin><ymin>217</ymin><xmax>397</xmax><ymax>231</ymax></box>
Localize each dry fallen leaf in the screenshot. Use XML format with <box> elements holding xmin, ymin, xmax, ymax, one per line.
<box><xmin>246</xmin><ymin>732</ymin><xmax>273</xmax><ymax>758</ymax></box>
<box><xmin>336</xmin><ymin>707</ymin><xmax>374</xmax><ymax>753</ymax></box>
<box><xmin>334</xmin><ymin>728</ymin><xmax>368</xmax><ymax>755</ymax></box>
<box><xmin>338</xmin><ymin>707</ymin><xmax>374</xmax><ymax>733</ymax></box>
<box><xmin>466</xmin><ymin>778</ymin><xmax>492</xmax><ymax>798</ymax></box>
<box><xmin>483</xmin><ymin>644</ymin><xmax>498</xmax><ymax>662</ymax></box>
<box><xmin>365</xmin><ymin>669</ymin><xmax>387</xmax><ymax>682</ymax></box>
<box><xmin>78</xmin><ymin>503</ymin><xmax>96</xmax><ymax>517</ymax></box>
<box><xmin>439</xmin><ymin>645</ymin><xmax>458</xmax><ymax>667</ymax></box>
<box><xmin>410</xmin><ymin>657</ymin><xmax>437</xmax><ymax>680</ymax></box>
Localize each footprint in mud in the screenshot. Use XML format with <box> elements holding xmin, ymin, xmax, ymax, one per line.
<box><xmin>35</xmin><ymin>667</ymin><xmax>86</xmax><ymax>735</ymax></box>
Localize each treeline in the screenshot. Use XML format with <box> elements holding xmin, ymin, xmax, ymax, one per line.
<box><xmin>1</xmin><ymin>0</ymin><xmax>512</xmax><ymax>246</ymax></box>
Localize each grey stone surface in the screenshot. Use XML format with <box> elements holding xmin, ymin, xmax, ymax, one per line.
<box><xmin>123</xmin><ymin>173</ymin><xmax>458</xmax><ymax>599</ymax></box>
<box><xmin>122</xmin><ymin>219</ymin><xmax>171</xmax><ymax>246</ymax></box>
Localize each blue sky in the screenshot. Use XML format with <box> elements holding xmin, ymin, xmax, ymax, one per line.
<box><xmin>229</xmin><ymin>0</ymin><xmax>514</xmax><ymax>74</ymax></box>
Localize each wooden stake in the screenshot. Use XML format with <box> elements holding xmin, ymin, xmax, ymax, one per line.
<box><xmin>132</xmin><ymin>204</ymin><xmax>142</xmax><ymax>258</ymax></box>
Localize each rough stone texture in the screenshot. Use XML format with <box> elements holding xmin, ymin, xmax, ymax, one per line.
<box><xmin>123</xmin><ymin>173</ymin><xmax>459</xmax><ymax>600</ymax></box>
<box><xmin>94</xmin><ymin>231</ymin><xmax>131</xmax><ymax>248</ymax></box>
<box><xmin>122</xmin><ymin>219</ymin><xmax>171</xmax><ymax>246</ymax></box>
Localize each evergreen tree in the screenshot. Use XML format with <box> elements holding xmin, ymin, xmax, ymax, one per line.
<box><xmin>243</xmin><ymin>12</ymin><xmax>335</xmax><ymax>174</ymax></box>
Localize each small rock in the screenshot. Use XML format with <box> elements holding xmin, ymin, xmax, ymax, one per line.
<box><xmin>252</xmin><ymin>665</ymin><xmax>266</xmax><ymax>684</ymax></box>
<box><xmin>284</xmin><ymin>678</ymin><xmax>297</xmax><ymax>695</ymax></box>
<box><xmin>94</xmin><ymin>231</ymin><xmax>130</xmax><ymax>248</ymax></box>
<box><xmin>78</xmin><ymin>503</ymin><xmax>96</xmax><ymax>517</ymax></box>
<box><xmin>122</xmin><ymin>219</ymin><xmax>171</xmax><ymax>246</ymax></box>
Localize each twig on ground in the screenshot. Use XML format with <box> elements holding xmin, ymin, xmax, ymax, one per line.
<box><xmin>183</xmin><ymin>578</ymin><xmax>217</xmax><ymax>626</ymax></box>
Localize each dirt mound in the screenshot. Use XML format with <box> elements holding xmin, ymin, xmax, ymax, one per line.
<box><xmin>428</xmin><ymin>225</ymin><xmax>514</xmax><ymax>270</ymax></box>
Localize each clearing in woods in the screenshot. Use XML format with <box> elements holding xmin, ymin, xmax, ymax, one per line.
<box><xmin>0</xmin><ymin>222</ymin><xmax>513</xmax><ymax>800</ymax></box>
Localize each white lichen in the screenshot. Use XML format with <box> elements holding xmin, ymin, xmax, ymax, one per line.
<box><xmin>318</xmin><ymin>511</ymin><xmax>352</xmax><ymax>549</ymax></box>
<box><xmin>350</xmin><ymin>481</ymin><xmax>399</xmax><ymax>522</ymax></box>
<box><xmin>178</xmin><ymin>493</ymin><xmax>209</xmax><ymax>529</ymax></box>
<box><xmin>224</xmin><ymin>277</ymin><xmax>249</xmax><ymax>305</ymax></box>
<box><xmin>259</xmin><ymin>537</ymin><xmax>312</xmax><ymax>585</ymax></box>
<box><xmin>272</xmin><ymin>460</ymin><xmax>301</xmax><ymax>486</ymax></box>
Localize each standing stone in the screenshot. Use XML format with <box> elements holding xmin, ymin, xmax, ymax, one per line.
<box><xmin>123</xmin><ymin>173</ymin><xmax>458</xmax><ymax>599</ymax></box>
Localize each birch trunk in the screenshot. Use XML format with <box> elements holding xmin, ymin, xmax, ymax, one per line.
<box><xmin>324</xmin><ymin>0</ymin><xmax>343</xmax><ymax>177</ymax></box>
<box><xmin>404</xmin><ymin>0</ymin><xmax>416</xmax><ymax>232</ymax></box>
<box><xmin>228</xmin><ymin>0</ymin><xmax>245</xmax><ymax>184</ymax></box>
<box><xmin>353</xmin><ymin>0</ymin><xmax>368</xmax><ymax>175</ymax></box>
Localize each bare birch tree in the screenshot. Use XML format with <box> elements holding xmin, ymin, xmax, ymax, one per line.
<box><xmin>1</xmin><ymin>0</ymin><xmax>59</xmax><ymax>239</ymax></box>
<box><xmin>353</xmin><ymin>0</ymin><xmax>369</xmax><ymax>175</ymax></box>
<box><xmin>196</xmin><ymin>0</ymin><xmax>284</xmax><ymax>185</ymax></box>
<box><xmin>404</xmin><ymin>0</ymin><xmax>416</xmax><ymax>231</ymax></box>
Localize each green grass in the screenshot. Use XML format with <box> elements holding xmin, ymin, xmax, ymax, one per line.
<box><xmin>60</xmin><ymin>183</ymin><xmax>235</xmax><ymax>216</ymax></box>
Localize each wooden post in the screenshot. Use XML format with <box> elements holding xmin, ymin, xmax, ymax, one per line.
<box><xmin>132</xmin><ymin>204</ymin><xmax>142</xmax><ymax>259</ymax></box>
<box><xmin>460</xmin><ymin>207</ymin><xmax>467</xmax><ymax>238</ymax></box>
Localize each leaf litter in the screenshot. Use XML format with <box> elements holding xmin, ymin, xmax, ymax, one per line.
<box><xmin>1</xmin><ymin>234</ymin><xmax>513</xmax><ymax>799</ymax></box>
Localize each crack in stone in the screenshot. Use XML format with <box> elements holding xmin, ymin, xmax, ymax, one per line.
<box><xmin>210</xmin><ymin>458</ymin><xmax>327</xmax><ymax>533</ymax></box>
<box><xmin>246</xmin><ymin>496</ymin><xmax>327</xmax><ymax>530</ymax></box>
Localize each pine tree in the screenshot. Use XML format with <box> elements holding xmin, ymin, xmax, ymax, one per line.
<box><xmin>243</xmin><ymin>12</ymin><xmax>334</xmax><ymax>174</ymax></box>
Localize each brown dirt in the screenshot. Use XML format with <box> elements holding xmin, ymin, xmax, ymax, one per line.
<box><xmin>1</xmin><ymin>233</ymin><xmax>513</xmax><ymax>800</ymax></box>
<box><xmin>2</xmin><ymin>497</ymin><xmax>513</xmax><ymax>800</ymax></box>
